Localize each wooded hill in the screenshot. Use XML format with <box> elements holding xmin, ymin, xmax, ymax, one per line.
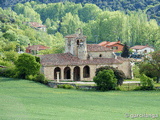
<box><xmin>1</xmin><ymin>0</ymin><xmax>160</xmax><ymax>25</ymax></box>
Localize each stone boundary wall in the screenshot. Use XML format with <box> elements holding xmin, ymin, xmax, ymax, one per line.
<box><xmin>47</xmin><ymin>82</ymin><xmax>97</xmax><ymax>90</ymax></box>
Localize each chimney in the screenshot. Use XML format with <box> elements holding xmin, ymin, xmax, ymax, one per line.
<box><xmin>117</xmin><ymin>40</ymin><xmax>120</xmax><ymax>43</ymax></box>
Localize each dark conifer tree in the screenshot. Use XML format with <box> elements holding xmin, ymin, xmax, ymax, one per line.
<box><xmin>121</xmin><ymin>42</ymin><xmax>129</xmax><ymax>58</ymax></box>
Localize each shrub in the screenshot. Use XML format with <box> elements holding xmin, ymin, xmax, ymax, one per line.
<box><xmin>26</xmin><ymin>73</ymin><xmax>48</xmax><ymax>84</ymax></box>
<box><xmin>57</xmin><ymin>84</ymin><xmax>75</xmax><ymax>89</ymax></box>
<box><xmin>140</xmin><ymin>74</ymin><xmax>154</xmax><ymax>90</ymax></box>
<box><xmin>134</xmin><ymin>74</ymin><xmax>155</xmax><ymax>90</ymax></box>
<box><xmin>33</xmin><ymin>73</ymin><xmax>45</xmax><ymax>83</ymax></box>
<box><xmin>94</xmin><ymin>69</ymin><xmax>117</xmax><ymax>91</ymax></box>
<box><xmin>0</xmin><ymin>67</ymin><xmax>17</xmax><ymax>78</ymax></box>
<box><xmin>95</xmin><ymin>66</ymin><xmax>125</xmax><ymax>86</ymax></box>
<box><xmin>133</xmin><ymin>64</ymin><xmax>140</xmax><ymax>78</ymax></box>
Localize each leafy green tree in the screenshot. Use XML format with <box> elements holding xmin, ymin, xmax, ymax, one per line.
<box><xmin>15</xmin><ymin>53</ymin><xmax>40</xmax><ymax>79</ymax></box>
<box><xmin>121</xmin><ymin>42</ymin><xmax>129</xmax><ymax>58</ymax></box>
<box><xmin>78</xmin><ymin>4</ymin><xmax>102</xmax><ymax>22</ymax></box>
<box><xmin>95</xmin><ymin>66</ymin><xmax>125</xmax><ymax>86</ymax></box>
<box><xmin>93</xmin><ymin>69</ymin><xmax>117</xmax><ymax>91</ymax></box>
<box><xmin>140</xmin><ymin>74</ymin><xmax>154</xmax><ymax>90</ymax></box>
<box><xmin>139</xmin><ymin>50</ymin><xmax>160</xmax><ymax>83</ymax></box>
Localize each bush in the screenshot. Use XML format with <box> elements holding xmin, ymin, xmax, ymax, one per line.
<box><xmin>95</xmin><ymin>66</ymin><xmax>125</xmax><ymax>86</ymax></box>
<box><xmin>57</xmin><ymin>84</ymin><xmax>75</xmax><ymax>89</ymax></box>
<box><xmin>140</xmin><ymin>74</ymin><xmax>154</xmax><ymax>90</ymax></box>
<box><xmin>26</xmin><ymin>73</ymin><xmax>48</xmax><ymax>84</ymax></box>
<box><xmin>0</xmin><ymin>67</ymin><xmax>17</xmax><ymax>78</ymax></box>
<box><xmin>94</xmin><ymin>69</ymin><xmax>117</xmax><ymax>91</ymax></box>
<box><xmin>33</xmin><ymin>73</ymin><xmax>45</xmax><ymax>83</ymax></box>
<box><xmin>134</xmin><ymin>74</ymin><xmax>155</xmax><ymax>90</ymax></box>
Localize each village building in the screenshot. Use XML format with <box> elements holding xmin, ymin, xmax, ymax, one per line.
<box><xmin>130</xmin><ymin>45</ymin><xmax>154</xmax><ymax>54</ymax></box>
<box><xmin>40</xmin><ymin>29</ymin><xmax>132</xmax><ymax>81</ymax></box>
<box><xmin>26</xmin><ymin>44</ymin><xmax>50</xmax><ymax>54</ymax></box>
<box><xmin>98</xmin><ymin>41</ymin><xmax>124</xmax><ymax>52</ymax></box>
<box><xmin>27</xmin><ymin>22</ymin><xmax>46</xmax><ymax>32</ymax></box>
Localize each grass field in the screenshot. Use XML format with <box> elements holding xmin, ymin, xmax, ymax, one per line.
<box><xmin>0</xmin><ymin>77</ymin><xmax>160</xmax><ymax>120</ymax></box>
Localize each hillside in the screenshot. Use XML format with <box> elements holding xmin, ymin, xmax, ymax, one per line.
<box><xmin>0</xmin><ymin>1</ymin><xmax>159</xmax><ymax>56</ymax></box>
<box><xmin>0</xmin><ymin>0</ymin><xmax>160</xmax><ymax>24</ymax></box>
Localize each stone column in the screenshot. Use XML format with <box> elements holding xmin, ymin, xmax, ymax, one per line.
<box><xmin>80</xmin><ymin>66</ymin><xmax>83</xmax><ymax>81</ymax></box>
<box><xmin>57</xmin><ymin>72</ymin><xmax>60</xmax><ymax>83</ymax></box>
<box><xmin>70</xmin><ymin>66</ymin><xmax>74</xmax><ymax>81</ymax></box>
<box><xmin>61</xmin><ymin>67</ymin><xmax>64</xmax><ymax>80</ymax></box>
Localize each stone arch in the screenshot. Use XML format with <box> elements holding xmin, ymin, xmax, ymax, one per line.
<box><xmin>64</xmin><ymin>67</ymin><xmax>71</xmax><ymax>79</ymax></box>
<box><xmin>54</xmin><ymin>67</ymin><xmax>61</xmax><ymax>79</ymax></box>
<box><xmin>73</xmin><ymin>66</ymin><xmax>80</xmax><ymax>81</ymax></box>
<box><xmin>83</xmin><ymin>65</ymin><xmax>90</xmax><ymax>78</ymax></box>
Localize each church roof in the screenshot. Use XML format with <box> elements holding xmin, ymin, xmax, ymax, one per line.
<box><xmin>87</xmin><ymin>44</ymin><xmax>111</xmax><ymax>52</ymax></box>
<box><xmin>40</xmin><ymin>52</ymin><xmax>122</xmax><ymax>67</ymax></box>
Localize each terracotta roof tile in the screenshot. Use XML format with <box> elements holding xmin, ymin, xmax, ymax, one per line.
<box><xmin>130</xmin><ymin>45</ymin><xmax>152</xmax><ymax>50</ymax></box>
<box><xmin>98</xmin><ymin>41</ymin><xmax>124</xmax><ymax>46</ymax></box>
<box><xmin>40</xmin><ymin>52</ymin><xmax>122</xmax><ymax>66</ymax></box>
<box><xmin>98</xmin><ymin>41</ymin><xmax>110</xmax><ymax>46</ymax></box>
<box><xmin>29</xmin><ymin>22</ymin><xmax>46</xmax><ymax>28</ymax></box>
<box><xmin>87</xmin><ymin>44</ymin><xmax>111</xmax><ymax>52</ymax></box>
<box><xmin>26</xmin><ymin>45</ymin><xmax>50</xmax><ymax>50</ymax></box>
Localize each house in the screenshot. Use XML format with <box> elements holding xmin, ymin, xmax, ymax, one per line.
<box><xmin>26</xmin><ymin>44</ymin><xmax>50</xmax><ymax>54</ymax></box>
<box><xmin>40</xmin><ymin>28</ymin><xmax>132</xmax><ymax>81</ymax></box>
<box><xmin>28</xmin><ymin>22</ymin><xmax>46</xmax><ymax>32</ymax></box>
<box><xmin>130</xmin><ymin>45</ymin><xmax>154</xmax><ymax>54</ymax></box>
<box><xmin>98</xmin><ymin>41</ymin><xmax>124</xmax><ymax>52</ymax></box>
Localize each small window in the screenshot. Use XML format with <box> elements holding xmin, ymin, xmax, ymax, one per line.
<box><xmin>112</xmin><ymin>46</ymin><xmax>118</xmax><ymax>50</ymax></box>
<box><xmin>99</xmin><ymin>54</ymin><xmax>102</xmax><ymax>57</ymax></box>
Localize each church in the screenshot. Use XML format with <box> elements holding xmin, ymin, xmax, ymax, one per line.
<box><xmin>40</xmin><ymin>28</ymin><xmax>132</xmax><ymax>81</ymax></box>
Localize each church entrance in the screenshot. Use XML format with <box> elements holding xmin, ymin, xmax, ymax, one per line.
<box><xmin>64</xmin><ymin>67</ymin><xmax>71</xmax><ymax>79</ymax></box>
<box><xmin>73</xmin><ymin>66</ymin><xmax>80</xmax><ymax>81</ymax></box>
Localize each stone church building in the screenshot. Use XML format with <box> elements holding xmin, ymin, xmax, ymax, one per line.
<box><xmin>40</xmin><ymin>29</ymin><xmax>132</xmax><ymax>81</ymax></box>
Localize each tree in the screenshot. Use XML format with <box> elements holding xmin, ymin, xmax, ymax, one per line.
<box><xmin>139</xmin><ymin>50</ymin><xmax>160</xmax><ymax>83</ymax></box>
<box><xmin>140</xmin><ymin>74</ymin><xmax>154</xmax><ymax>90</ymax></box>
<box><xmin>121</xmin><ymin>42</ymin><xmax>129</xmax><ymax>58</ymax></box>
<box><xmin>93</xmin><ymin>69</ymin><xmax>117</xmax><ymax>91</ymax></box>
<box><xmin>95</xmin><ymin>66</ymin><xmax>125</xmax><ymax>86</ymax></box>
<box><xmin>15</xmin><ymin>53</ymin><xmax>40</xmax><ymax>79</ymax></box>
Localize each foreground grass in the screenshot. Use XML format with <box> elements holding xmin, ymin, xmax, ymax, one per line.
<box><xmin>0</xmin><ymin>77</ymin><xmax>160</xmax><ymax>120</ymax></box>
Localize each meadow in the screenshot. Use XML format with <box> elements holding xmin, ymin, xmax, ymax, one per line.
<box><xmin>0</xmin><ymin>77</ymin><xmax>160</xmax><ymax>120</ymax></box>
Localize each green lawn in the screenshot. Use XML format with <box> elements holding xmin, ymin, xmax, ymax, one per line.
<box><xmin>0</xmin><ymin>77</ymin><xmax>160</xmax><ymax>120</ymax></box>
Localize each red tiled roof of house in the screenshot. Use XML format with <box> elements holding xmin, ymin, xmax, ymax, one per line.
<box><xmin>130</xmin><ymin>45</ymin><xmax>152</xmax><ymax>50</ymax></box>
<box><xmin>29</xmin><ymin>22</ymin><xmax>46</xmax><ymax>28</ymax></box>
<box><xmin>98</xmin><ymin>41</ymin><xmax>124</xmax><ymax>46</ymax></box>
<box><xmin>40</xmin><ymin>52</ymin><xmax>122</xmax><ymax>66</ymax></box>
<box><xmin>26</xmin><ymin>45</ymin><xmax>50</xmax><ymax>51</ymax></box>
<box><xmin>87</xmin><ymin>44</ymin><xmax>111</xmax><ymax>52</ymax></box>
<box><xmin>98</xmin><ymin>41</ymin><xmax>109</xmax><ymax>46</ymax></box>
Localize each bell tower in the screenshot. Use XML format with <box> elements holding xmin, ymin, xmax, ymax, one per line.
<box><xmin>65</xmin><ymin>28</ymin><xmax>88</xmax><ymax>60</ymax></box>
